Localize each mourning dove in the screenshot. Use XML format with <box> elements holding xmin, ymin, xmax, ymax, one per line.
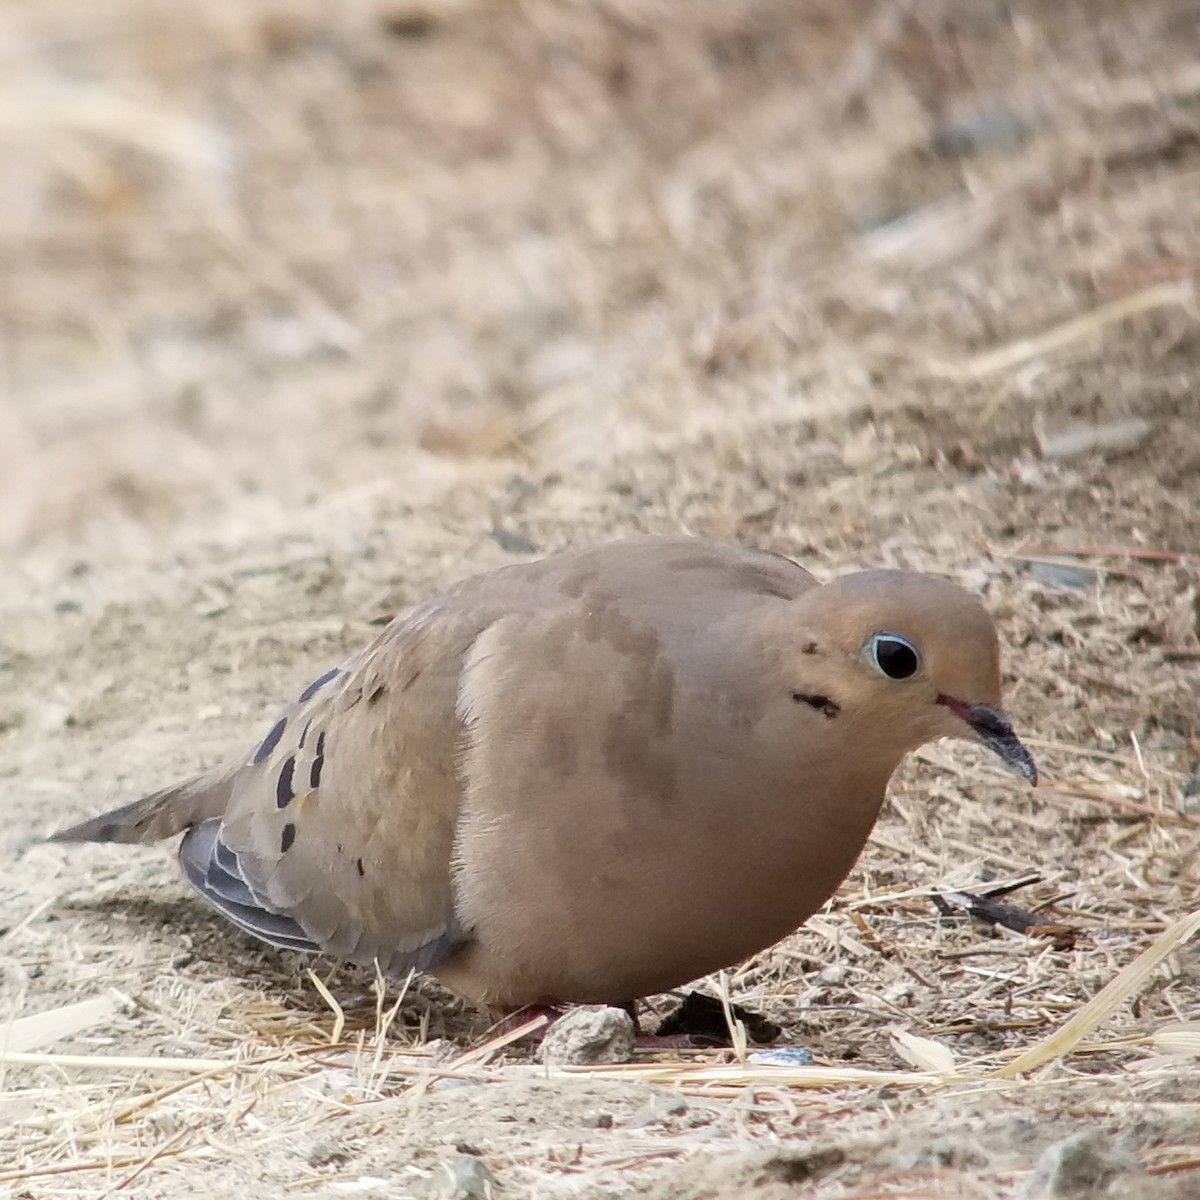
<box><xmin>51</xmin><ymin>536</ymin><xmax>1036</xmax><ymax>1007</ymax></box>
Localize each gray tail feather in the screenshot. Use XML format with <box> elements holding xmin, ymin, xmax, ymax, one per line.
<box><xmin>47</xmin><ymin>766</ymin><xmax>238</xmax><ymax>845</ymax></box>
<box><xmin>178</xmin><ymin>821</ymin><xmax>318</xmax><ymax>952</ymax></box>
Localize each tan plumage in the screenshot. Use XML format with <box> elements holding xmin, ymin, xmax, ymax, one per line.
<box><xmin>51</xmin><ymin>536</ymin><xmax>1036</xmax><ymax>1007</ymax></box>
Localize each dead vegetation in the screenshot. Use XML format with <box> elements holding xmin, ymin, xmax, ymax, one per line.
<box><xmin>2</xmin><ymin>0</ymin><xmax>1200</xmax><ymax>1195</ymax></box>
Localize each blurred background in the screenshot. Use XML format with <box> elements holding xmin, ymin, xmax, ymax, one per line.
<box><xmin>2</xmin><ymin>0</ymin><xmax>1195</xmax><ymax>569</ymax></box>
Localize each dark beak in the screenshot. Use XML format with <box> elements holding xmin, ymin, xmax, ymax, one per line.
<box><xmin>939</xmin><ymin>697</ymin><xmax>1038</xmax><ymax>785</ymax></box>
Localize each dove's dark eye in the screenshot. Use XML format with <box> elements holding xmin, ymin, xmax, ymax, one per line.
<box><xmin>869</xmin><ymin>633</ymin><xmax>920</xmax><ymax>680</ymax></box>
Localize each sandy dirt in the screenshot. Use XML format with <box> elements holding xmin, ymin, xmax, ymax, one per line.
<box><xmin>2</xmin><ymin>1</ymin><xmax>1200</xmax><ymax>1196</ymax></box>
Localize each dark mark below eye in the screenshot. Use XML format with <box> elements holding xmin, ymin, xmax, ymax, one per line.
<box><xmin>253</xmin><ymin>717</ymin><xmax>287</xmax><ymax>764</ymax></box>
<box><xmin>792</xmin><ymin>692</ymin><xmax>840</xmax><ymax>719</ymax></box>
<box><xmin>280</xmin><ymin>822</ymin><xmax>296</xmax><ymax>853</ymax></box>
<box><xmin>276</xmin><ymin>756</ymin><xmax>296</xmax><ymax>808</ymax></box>
<box><xmin>356</xmin><ymin>858</ymin><xmax>365</xmax><ymax>877</ymax></box>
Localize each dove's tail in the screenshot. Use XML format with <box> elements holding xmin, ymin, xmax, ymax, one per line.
<box><xmin>47</xmin><ymin>765</ymin><xmax>239</xmax><ymax>845</ymax></box>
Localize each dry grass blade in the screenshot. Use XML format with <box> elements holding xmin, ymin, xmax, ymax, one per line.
<box><xmin>890</xmin><ymin>1027</ymin><xmax>957</xmax><ymax>1074</ymax></box>
<box><xmin>1</xmin><ymin>994</ymin><xmax>118</xmax><ymax>1053</ymax></box>
<box><xmin>363</xmin><ymin>969</ymin><xmax>411</xmax><ymax>1095</ymax></box>
<box><xmin>803</xmin><ymin>914</ymin><xmax>874</xmax><ymax>957</ymax></box>
<box><xmin>0</xmin><ymin>1049</ymin><xmax>301</xmax><ymax>1074</ymax></box>
<box><xmin>97</xmin><ymin>1129</ymin><xmax>190</xmax><ymax>1198</ymax></box>
<box><xmin>1147</xmin><ymin>1022</ymin><xmax>1200</xmax><ymax>1058</ymax></box>
<box><xmin>1038</xmin><ymin>785</ymin><xmax>1200</xmax><ymax>827</ymax></box>
<box><xmin>947</xmin><ymin>279</ymin><xmax>1194</xmax><ymax>378</ymax></box>
<box><xmin>1021</xmin><ymin>737</ymin><xmax>1137</xmax><ymax>765</ymax></box>
<box><xmin>306</xmin><ymin>968</ymin><xmax>345</xmax><ymax>1045</ymax></box>
<box><xmin>561</xmin><ymin>1062</ymin><xmax>949</xmax><ymax>1088</ymax></box>
<box><xmin>716</xmin><ymin>972</ymin><xmax>749</xmax><ymax>1063</ymax></box>
<box><xmin>1148</xmin><ymin>1156</ymin><xmax>1200</xmax><ymax>1177</ymax></box>
<box><xmin>0</xmin><ymin>1144</ymin><xmax>191</xmax><ymax>1187</ymax></box>
<box><xmin>0</xmin><ymin>79</ymin><xmax>228</xmax><ymax>173</ymax></box>
<box><xmin>450</xmin><ymin>1014</ymin><xmax>550</xmax><ymax>1070</ymax></box>
<box><xmin>996</xmin><ymin>908</ymin><xmax>1200</xmax><ymax>1077</ymax></box>
<box><xmin>1012</xmin><ymin>545</ymin><xmax>1196</xmax><ymax>562</ymax></box>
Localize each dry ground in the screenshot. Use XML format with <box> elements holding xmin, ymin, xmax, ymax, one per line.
<box><xmin>2</xmin><ymin>0</ymin><xmax>1200</xmax><ymax>1196</ymax></box>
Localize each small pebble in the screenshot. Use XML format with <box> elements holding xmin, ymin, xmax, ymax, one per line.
<box><xmin>425</xmin><ymin>1154</ymin><xmax>496</xmax><ymax>1199</ymax></box>
<box><xmin>1038</xmin><ymin>418</ymin><xmax>1154</xmax><ymax>461</ymax></box>
<box><xmin>1026</xmin><ymin>562</ymin><xmax>1100</xmax><ymax>590</ymax></box>
<box><xmin>307</xmin><ymin>1139</ymin><xmax>352</xmax><ymax>1169</ymax></box>
<box><xmin>931</xmin><ymin>107</ymin><xmax>1028</xmax><ymax>158</ymax></box>
<box><xmin>490</xmin><ymin>528</ymin><xmax>539</xmax><ymax>555</ymax></box>
<box><xmin>1019</xmin><ymin>1131</ymin><xmax>1143</xmax><ymax>1198</ymax></box>
<box><xmin>747</xmin><ymin>1047</ymin><xmax>815</xmax><ymax>1067</ymax></box>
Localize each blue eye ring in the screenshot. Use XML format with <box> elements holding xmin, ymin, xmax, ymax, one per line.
<box><xmin>868</xmin><ymin>632</ymin><xmax>921</xmax><ymax>680</ymax></box>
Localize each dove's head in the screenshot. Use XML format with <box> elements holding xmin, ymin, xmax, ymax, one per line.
<box><xmin>785</xmin><ymin>569</ymin><xmax>1037</xmax><ymax>785</ymax></box>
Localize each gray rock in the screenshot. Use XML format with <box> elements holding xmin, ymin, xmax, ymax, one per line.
<box><xmin>1038</xmin><ymin>419</ymin><xmax>1154</xmax><ymax>461</ymax></box>
<box><xmin>537</xmin><ymin>1005</ymin><xmax>636</xmax><ymax>1065</ymax></box>
<box><xmin>931</xmin><ymin>107</ymin><xmax>1029</xmax><ymax>158</ymax></box>
<box><xmin>425</xmin><ymin>1155</ymin><xmax>496</xmax><ymax>1199</ymax></box>
<box><xmin>1019</xmin><ymin>1131</ymin><xmax>1144</xmax><ymax>1198</ymax></box>
<box><xmin>1027</xmin><ymin>561</ymin><xmax>1100</xmax><ymax>590</ymax></box>
<box><xmin>306</xmin><ymin>1138</ymin><xmax>351</xmax><ymax>1169</ymax></box>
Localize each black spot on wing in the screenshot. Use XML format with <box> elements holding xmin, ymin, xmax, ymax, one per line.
<box><xmin>276</xmin><ymin>757</ymin><xmax>296</xmax><ymax>808</ymax></box>
<box><xmin>252</xmin><ymin>717</ymin><xmax>287</xmax><ymax>765</ymax></box>
<box><xmin>281</xmin><ymin>822</ymin><xmax>296</xmax><ymax>853</ymax></box>
<box><xmin>299</xmin><ymin>666</ymin><xmax>341</xmax><ymax>702</ymax></box>
<box><xmin>310</xmin><ymin>755</ymin><xmax>324</xmax><ymax>789</ymax></box>
<box><xmin>355</xmin><ymin>857</ymin><xmax>365</xmax><ymax>876</ymax></box>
